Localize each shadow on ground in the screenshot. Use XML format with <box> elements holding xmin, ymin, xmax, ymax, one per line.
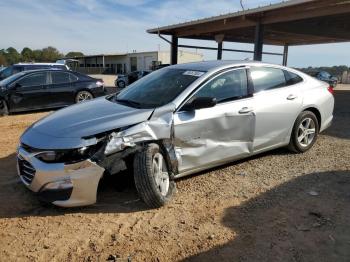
<box><xmin>184</xmin><ymin>170</ymin><xmax>350</xmax><ymax>262</ymax></box>
<box><xmin>323</xmin><ymin>90</ymin><xmax>350</xmax><ymax>140</ymax></box>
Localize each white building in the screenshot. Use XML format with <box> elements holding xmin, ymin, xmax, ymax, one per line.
<box><xmin>72</xmin><ymin>50</ymin><xmax>203</xmax><ymax>74</ymax></box>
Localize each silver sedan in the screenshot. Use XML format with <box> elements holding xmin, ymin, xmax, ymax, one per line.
<box><xmin>18</xmin><ymin>61</ymin><xmax>334</xmax><ymax>208</ymax></box>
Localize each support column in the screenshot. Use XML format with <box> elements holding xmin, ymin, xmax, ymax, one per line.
<box><xmin>217</xmin><ymin>42</ymin><xmax>223</xmax><ymax>60</ymax></box>
<box><xmin>253</xmin><ymin>23</ymin><xmax>264</xmax><ymax>61</ymax></box>
<box><xmin>282</xmin><ymin>44</ymin><xmax>289</xmax><ymax>66</ymax></box>
<box><xmin>171</xmin><ymin>35</ymin><xmax>178</xmax><ymax>65</ymax></box>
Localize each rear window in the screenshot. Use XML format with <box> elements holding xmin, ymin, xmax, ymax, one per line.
<box><xmin>51</xmin><ymin>72</ymin><xmax>78</xmax><ymax>84</ymax></box>
<box><xmin>250</xmin><ymin>67</ymin><xmax>286</xmax><ymax>92</ymax></box>
<box><xmin>284</xmin><ymin>70</ymin><xmax>303</xmax><ymax>85</ymax></box>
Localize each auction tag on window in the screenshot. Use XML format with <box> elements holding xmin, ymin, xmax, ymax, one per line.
<box><xmin>183</xmin><ymin>71</ymin><xmax>205</xmax><ymax>77</ymax></box>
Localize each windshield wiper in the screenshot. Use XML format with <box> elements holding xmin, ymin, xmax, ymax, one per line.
<box><xmin>115</xmin><ymin>98</ymin><xmax>142</xmax><ymax>108</ymax></box>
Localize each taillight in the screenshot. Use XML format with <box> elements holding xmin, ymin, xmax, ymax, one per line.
<box><xmin>96</xmin><ymin>80</ymin><xmax>104</xmax><ymax>87</ymax></box>
<box><xmin>327</xmin><ymin>86</ymin><xmax>334</xmax><ymax>95</ymax></box>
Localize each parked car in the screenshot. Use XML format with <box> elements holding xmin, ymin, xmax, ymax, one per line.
<box><xmin>17</xmin><ymin>61</ymin><xmax>334</xmax><ymax>208</ymax></box>
<box><xmin>0</xmin><ymin>69</ymin><xmax>105</xmax><ymax>114</ymax></box>
<box><xmin>0</xmin><ymin>63</ymin><xmax>69</xmax><ymax>81</ymax></box>
<box><xmin>115</xmin><ymin>70</ymin><xmax>152</xmax><ymax>88</ymax></box>
<box><xmin>311</xmin><ymin>71</ymin><xmax>338</xmax><ymax>87</ymax></box>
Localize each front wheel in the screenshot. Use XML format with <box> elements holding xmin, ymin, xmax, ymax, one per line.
<box><xmin>288</xmin><ymin>111</ymin><xmax>319</xmax><ymax>153</ymax></box>
<box><xmin>117</xmin><ymin>81</ymin><xmax>126</xmax><ymax>88</ymax></box>
<box><xmin>133</xmin><ymin>143</ymin><xmax>176</xmax><ymax>208</ymax></box>
<box><xmin>75</xmin><ymin>90</ymin><xmax>93</xmax><ymax>103</ymax></box>
<box><xmin>0</xmin><ymin>100</ymin><xmax>9</xmax><ymax>116</ymax></box>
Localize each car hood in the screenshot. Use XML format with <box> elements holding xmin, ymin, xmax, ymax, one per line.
<box><xmin>21</xmin><ymin>97</ymin><xmax>154</xmax><ymax>149</ymax></box>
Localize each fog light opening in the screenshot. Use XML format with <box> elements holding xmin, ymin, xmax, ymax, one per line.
<box><xmin>42</xmin><ymin>179</ymin><xmax>73</xmax><ymax>191</ymax></box>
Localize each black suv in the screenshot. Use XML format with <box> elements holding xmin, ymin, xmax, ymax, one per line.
<box><xmin>0</xmin><ymin>63</ymin><xmax>68</xmax><ymax>81</ymax></box>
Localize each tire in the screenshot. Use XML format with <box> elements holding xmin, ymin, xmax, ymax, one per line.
<box><xmin>117</xmin><ymin>81</ymin><xmax>126</xmax><ymax>88</ymax></box>
<box><xmin>75</xmin><ymin>90</ymin><xmax>93</xmax><ymax>103</ymax></box>
<box><xmin>0</xmin><ymin>100</ymin><xmax>9</xmax><ymax>116</ymax></box>
<box><xmin>288</xmin><ymin>111</ymin><xmax>319</xmax><ymax>153</ymax></box>
<box><xmin>133</xmin><ymin>143</ymin><xmax>176</xmax><ymax>208</ymax></box>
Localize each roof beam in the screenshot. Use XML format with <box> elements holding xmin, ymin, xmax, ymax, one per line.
<box><xmin>269</xmin><ymin>23</ymin><xmax>350</xmax><ymax>41</ymax></box>
<box><xmin>176</xmin><ymin>17</ymin><xmax>256</xmax><ymax>37</ymax></box>
<box><xmin>261</xmin><ymin>0</ymin><xmax>350</xmax><ymax>24</ymax></box>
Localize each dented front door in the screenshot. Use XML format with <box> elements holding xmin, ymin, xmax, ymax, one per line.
<box><xmin>173</xmin><ymin>68</ymin><xmax>255</xmax><ymax>173</ymax></box>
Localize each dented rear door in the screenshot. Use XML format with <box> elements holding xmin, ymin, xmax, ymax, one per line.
<box><xmin>173</xmin><ymin>68</ymin><xmax>255</xmax><ymax>173</ymax></box>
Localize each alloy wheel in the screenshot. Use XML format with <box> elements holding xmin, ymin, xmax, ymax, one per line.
<box><xmin>297</xmin><ymin>117</ymin><xmax>316</xmax><ymax>147</ymax></box>
<box><xmin>76</xmin><ymin>91</ymin><xmax>93</xmax><ymax>103</ymax></box>
<box><xmin>152</xmin><ymin>153</ymin><xmax>170</xmax><ymax>196</ymax></box>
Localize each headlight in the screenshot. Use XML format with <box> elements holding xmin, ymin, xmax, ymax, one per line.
<box><xmin>104</xmin><ymin>134</ymin><xmax>134</xmax><ymax>155</ymax></box>
<box><xmin>104</xmin><ymin>137</ymin><xmax>125</xmax><ymax>155</ymax></box>
<box><xmin>36</xmin><ymin>151</ymin><xmax>57</xmax><ymax>162</ymax></box>
<box><xmin>36</xmin><ymin>146</ymin><xmax>95</xmax><ymax>164</ymax></box>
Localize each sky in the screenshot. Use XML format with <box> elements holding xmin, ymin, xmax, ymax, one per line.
<box><xmin>0</xmin><ymin>0</ymin><xmax>349</xmax><ymax>67</ymax></box>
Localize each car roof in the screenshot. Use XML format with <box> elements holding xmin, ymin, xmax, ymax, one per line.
<box><xmin>14</xmin><ymin>63</ymin><xmax>66</xmax><ymax>66</ymax></box>
<box><xmin>19</xmin><ymin>68</ymin><xmax>69</xmax><ymax>74</ymax></box>
<box><xmin>168</xmin><ymin>60</ymin><xmax>288</xmax><ymax>72</ymax></box>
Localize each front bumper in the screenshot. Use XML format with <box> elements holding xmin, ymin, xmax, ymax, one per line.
<box><xmin>17</xmin><ymin>146</ymin><xmax>105</xmax><ymax>207</ymax></box>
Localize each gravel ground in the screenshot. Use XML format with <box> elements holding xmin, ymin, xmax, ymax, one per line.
<box><xmin>0</xmin><ymin>90</ymin><xmax>349</xmax><ymax>262</ymax></box>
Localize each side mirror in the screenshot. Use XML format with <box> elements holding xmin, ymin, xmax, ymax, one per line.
<box><xmin>182</xmin><ymin>96</ymin><xmax>217</xmax><ymax>111</ymax></box>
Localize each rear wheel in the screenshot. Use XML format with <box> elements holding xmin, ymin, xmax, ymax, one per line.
<box><xmin>288</xmin><ymin>111</ymin><xmax>319</xmax><ymax>153</ymax></box>
<box><xmin>133</xmin><ymin>143</ymin><xmax>176</xmax><ymax>208</ymax></box>
<box><xmin>75</xmin><ymin>91</ymin><xmax>93</xmax><ymax>103</ymax></box>
<box><xmin>0</xmin><ymin>100</ymin><xmax>9</xmax><ymax>116</ymax></box>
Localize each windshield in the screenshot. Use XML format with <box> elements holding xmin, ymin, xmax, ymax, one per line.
<box><xmin>0</xmin><ymin>71</ymin><xmax>27</xmax><ymax>86</ymax></box>
<box><xmin>115</xmin><ymin>68</ymin><xmax>204</xmax><ymax>108</ymax></box>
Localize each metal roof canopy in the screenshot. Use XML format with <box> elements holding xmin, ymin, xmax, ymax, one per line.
<box><xmin>147</xmin><ymin>0</ymin><xmax>350</xmax><ymax>65</ymax></box>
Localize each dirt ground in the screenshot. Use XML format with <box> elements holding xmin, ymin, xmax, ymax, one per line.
<box><xmin>0</xmin><ymin>90</ymin><xmax>349</xmax><ymax>262</ymax></box>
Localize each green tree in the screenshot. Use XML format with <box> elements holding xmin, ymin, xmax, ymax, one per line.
<box><xmin>0</xmin><ymin>54</ymin><xmax>7</xmax><ymax>66</ymax></box>
<box><xmin>65</xmin><ymin>51</ymin><xmax>84</xmax><ymax>58</ymax></box>
<box><xmin>21</xmin><ymin>47</ymin><xmax>34</xmax><ymax>62</ymax></box>
<box><xmin>41</xmin><ymin>46</ymin><xmax>64</xmax><ymax>62</ymax></box>
<box><xmin>32</xmin><ymin>49</ymin><xmax>43</xmax><ymax>62</ymax></box>
<box><xmin>5</xmin><ymin>47</ymin><xmax>20</xmax><ymax>65</ymax></box>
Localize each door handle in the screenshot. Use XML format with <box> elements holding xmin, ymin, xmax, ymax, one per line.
<box><xmin>287</xmin><ymin>94</ymin><xmax>298</xmax><ymax>100</ymax></box>
<box><xmin>239</xmin><ymin>107</ymin><xmax>254</xmax><ymax>114</ymax></box>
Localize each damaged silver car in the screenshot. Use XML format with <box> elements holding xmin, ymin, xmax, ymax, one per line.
<box><xmin>17</xmin><ymin>61</ymin><xmax>334</xmax><ymax>208</ymax></box>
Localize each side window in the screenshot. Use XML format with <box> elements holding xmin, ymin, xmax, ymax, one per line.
<box><xmin>69</xmin><ymin>73</ymin><xmax>78</xmax><ymax>82</ymax></box>
<box><xmin>194</xmin><ymin>69</ymin><xmax>248</xmax><ymax>103</ymax></box>
<box><xmin>55</xmin><ymin>65</ymin><xmax>67</xmax><ymax>71</ymax></box>
<box><xmin>29</xmin><ymin>65</ymin><xmax>48</xmax><ymax>70</ymax></box>
<box><xmin>250</xmin><ymin>67</ymin><xmax>286</xmax><ymax>93</ymax></box>
<box><xmin>16</xmin><ymin>72</ymin><xmax>47</xmax><ymax>87</ymax></box>
<box><xmin>12</xmin><ymin>66</ymin><xmax>23</xmax><ymax>74</ymax></box>
<box><xmin>51</xmin><ymin>72</ymin><xmax>71</xmax><ymax>84</ymax></box>
<box><xmin>284</xmin><ymin>70</ymin><xmax>303</xmax><ymax>86</ymax></box>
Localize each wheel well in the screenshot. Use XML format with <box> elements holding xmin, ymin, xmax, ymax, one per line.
<box><xmin>304</xmin><ymin>107</ymin><xmax>321</xmax><ymax>130</ymax></box>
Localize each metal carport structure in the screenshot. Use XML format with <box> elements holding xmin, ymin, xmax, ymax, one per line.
<box><xmin>147</xmin><ymin>0</ymin><xmax>350</xmax><ymax>66</ymax></box>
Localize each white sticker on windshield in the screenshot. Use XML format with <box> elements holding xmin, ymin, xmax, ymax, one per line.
<box><xmin>183</xmin><ymin>71</ymin><xmax>205</xmax><ymax>77</ymax></box>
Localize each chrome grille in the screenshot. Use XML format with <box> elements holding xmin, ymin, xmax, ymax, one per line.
<box><xmin>17</xmin><ymin>155</ymin><xmax>36</xmax><ymax>184</ymax></box>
